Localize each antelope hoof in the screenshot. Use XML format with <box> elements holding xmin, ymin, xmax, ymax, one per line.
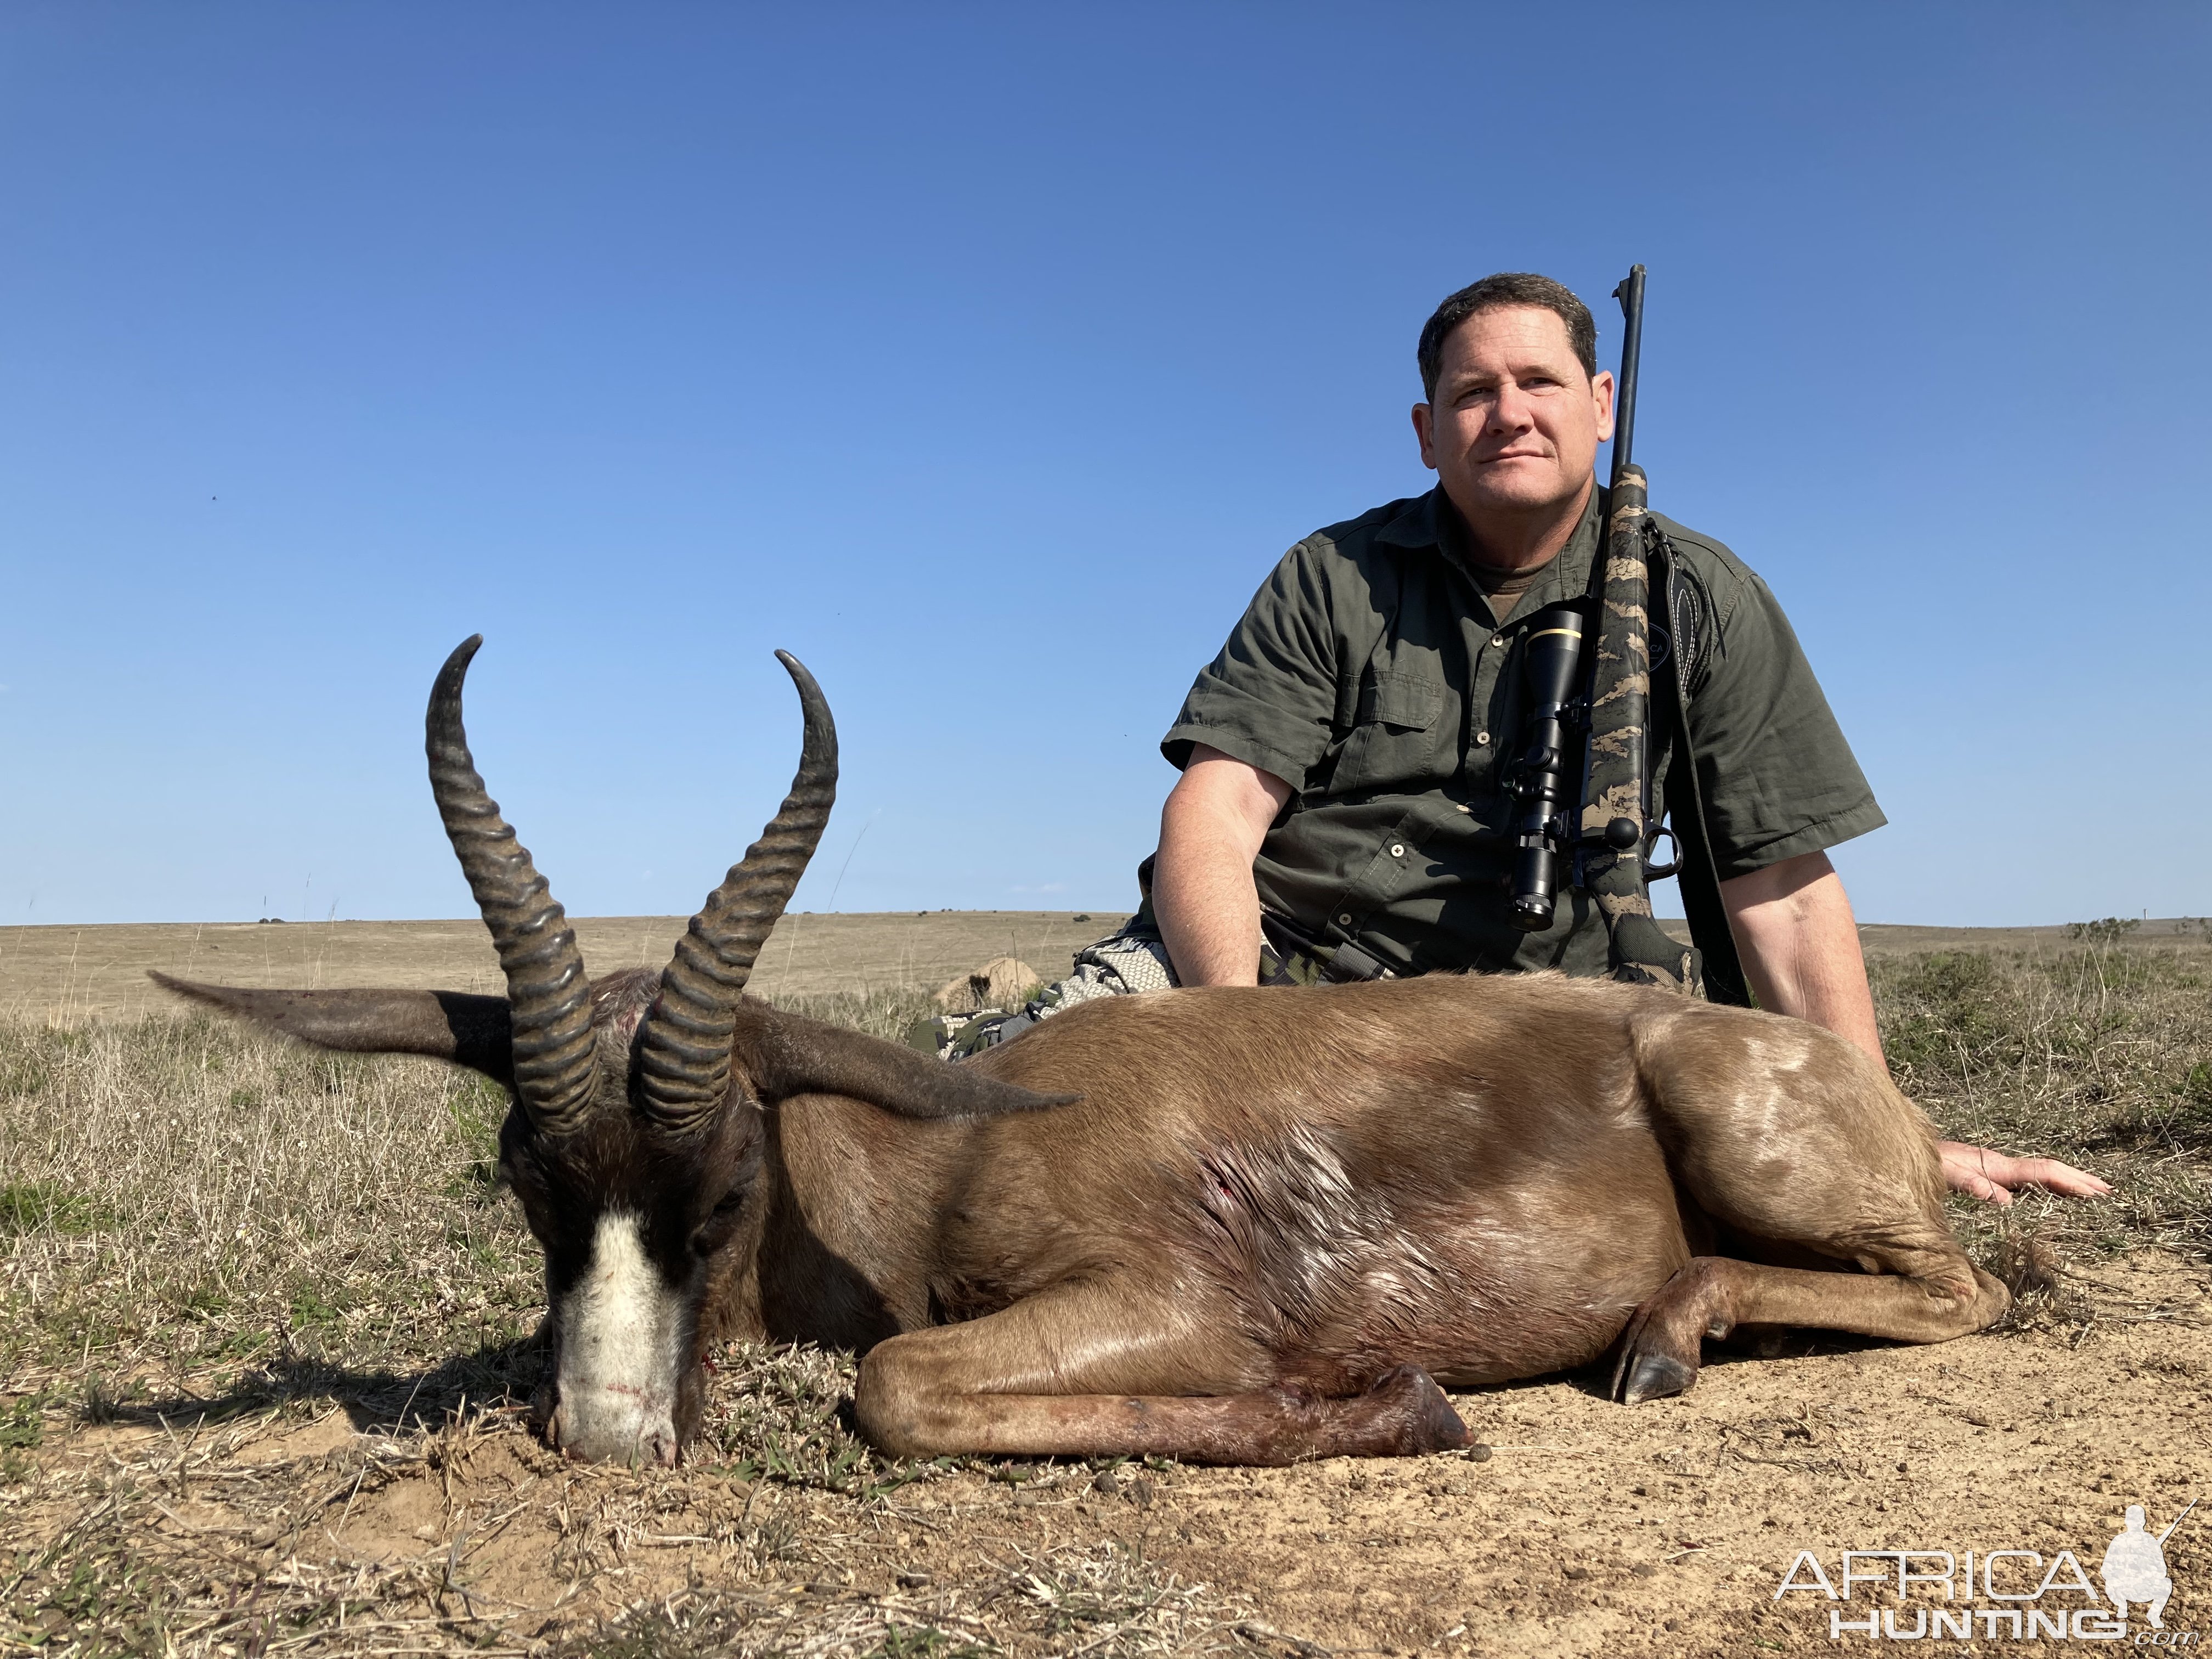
<box><xmin>1367</xmin><ymin>1363</ymin><xmax>1471</xmax><ymax>1454</ymax></box>
<box><xmin>1610</xmin><ymin>1269</ymin><xmax>1713</xmax><ymax>1404</ymax></box>
<box><xmin>1616</xmin><ymin>1350</ymin><xmax>1697</xmax><ymax>1406</ymax></box>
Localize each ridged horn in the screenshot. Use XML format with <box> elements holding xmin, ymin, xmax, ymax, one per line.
<box><xmin>426</xmin><ymin>636</ymin><xmax>596</xmax><ymax>1135</ymax></box>
<box><xmin>639</xmin><ymin>651</ymin><xmax>836</xmax><ymax>1127</ymax></box>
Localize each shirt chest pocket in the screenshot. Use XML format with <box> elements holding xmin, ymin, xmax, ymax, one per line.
<box><xmin>1356</xmin><ymin>670</ymin><xmax>1442</xmax><ymax>730</ymax></box>
<box><xmin>1329</xmin><ymin>668</ymin><xmax>1448</xmax><ymax>794</ymax></box>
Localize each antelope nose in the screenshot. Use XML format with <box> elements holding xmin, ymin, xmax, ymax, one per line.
<box><xmin>554</xmin><ymin>1419</ymin><xmax>678</xmax><ymax>1464</ymax></box>
<box><xmin>544</xmin><ymin>1390</ymin><xmax>680</xmax><ymax>1465</ymax></box>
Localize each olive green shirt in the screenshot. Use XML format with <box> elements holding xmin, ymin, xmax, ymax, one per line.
<box><xmin>1161</xmin><ymin>484</ymin><xmax>1884</xmax><ymax>978</ymax></box>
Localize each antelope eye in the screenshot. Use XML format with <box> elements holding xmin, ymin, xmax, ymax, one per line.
<box><xmin>693</xmin><ymin>1198</ymin><xmax>744</xmax><ymax>1256</ymax></box>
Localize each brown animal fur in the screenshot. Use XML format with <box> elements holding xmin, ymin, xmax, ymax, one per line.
<box><xmin>708</xmin><ymin>971</ymin><xmax>2006</xmax><ymax>1463</ymax></box>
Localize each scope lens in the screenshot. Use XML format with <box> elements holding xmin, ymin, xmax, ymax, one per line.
<box><xmin>1510</xmin><ymin>896</ymin><xmax>1553</xmax><ymax>932</ymax></box>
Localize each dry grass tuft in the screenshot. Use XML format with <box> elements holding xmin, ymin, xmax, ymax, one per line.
<box><xmin>0</xmin><ymin>1013</ymin><xmax>540</xmax><ymax>1419</ymax></box>
<box><xmin>0</xmin><ymin>986</ymin><xmax>1240</xmax><ymax>1655</ymax></box>
<box><xmin>1869</xmin><ymin>943</ymin><xmax>2212</xmax><ymax>1294</ymax></box>
<box><xmin>563</xmin><ymin>1536</ymin><xmax>1238</xmax><ymax>1659</ymax></box>
<box><xmin>771</xmin><ymin>986</ymin><xmax>942</xmax><ymax>1048</ymax></box>
<box><xmin>1982</xmin><ymin>1234</ymin><xmax>2086</xmax><ymax>1331</ymax></box>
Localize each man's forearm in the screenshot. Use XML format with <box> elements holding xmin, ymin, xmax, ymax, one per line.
<box><xmin>1152</xmin><ymin>750</ymin><xmax>1289</xmax><ymax>986</ymax></box>
<box><xmin>1154</xmin><ymin>800</ymin><xmax>1266</xmax><ymax>986</ymax></box>
<box><xmin>1720</xmin><ymin>850</ymin><xmax>1884</xmax><ymax>1064</ymax></box>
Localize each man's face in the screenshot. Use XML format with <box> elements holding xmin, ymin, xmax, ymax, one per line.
<box><xmin>1413</xmin><ymin>305</ymin><xmax>1615</xmax><ymax>528</ymax></box>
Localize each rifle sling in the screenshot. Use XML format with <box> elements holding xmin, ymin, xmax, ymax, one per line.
<box><xmin>1571</xmin><ymin>484</ymin><xmax>1750</xmax><ymax>1005</ymax></box>
<box><xmin>1651</xmin><ymin>537</ymin><xmax>1751</xmax><ymax>1007</ymax></box>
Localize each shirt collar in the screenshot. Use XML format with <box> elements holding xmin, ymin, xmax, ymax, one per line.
<box><xmin>1375</xmin><ymin>483</ymin><xmax>1608</xmax><ymax>592</ymax></box>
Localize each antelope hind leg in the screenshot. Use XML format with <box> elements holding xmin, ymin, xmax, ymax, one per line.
<box><xmin>1612</xmin><ymin>1255</ymin><xmax>2010</xmax><ymax>1403</ymax></box>
<box><xmin>854</xmin><ymin>1281</ymin><xmax>1469</xmax><ymax>1466</ymax></box>
<box><xmin>1615</xmin><ymin>1011</ymin><xmax>2012</xmax><ymax>1403</ymax></box>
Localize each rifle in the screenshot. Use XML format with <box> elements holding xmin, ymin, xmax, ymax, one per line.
<box><xmin>1505</xmin><ymin>266</ymin><xmax>1654</xmax><ymax>935</ymax></box>
<box><xmin>1505</xmin><ymin>267</ymin><xmax>1711</xmax><ymax>995</ymax></box>
<box><xmin>2157</xmin><ymin>1495</ymin><xmax>2198</xmax><ymax>1546</ymax></box>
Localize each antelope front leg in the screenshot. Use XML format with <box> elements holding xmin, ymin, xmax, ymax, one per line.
<box><xmin>853</xmin><ymin>1281</ymin><xmax>1469</xmax><ymax>1466</ymax></box>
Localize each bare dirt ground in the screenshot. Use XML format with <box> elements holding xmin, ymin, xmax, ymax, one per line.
<box><xmin>8</xmin><ymin>1271</ymin><xmax>2209</xmax><ymax>1658</ymax></box>
<box><xmin>4</xmin><ymin>922</ymin><xmax>2210</xmax><ymax>1656</ymax></box>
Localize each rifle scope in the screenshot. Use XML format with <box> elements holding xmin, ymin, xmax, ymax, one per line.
<box><xmin>1507</xmin><ymin>603</ymin><xmax>1588</xmax><ymax>932</ymax></box>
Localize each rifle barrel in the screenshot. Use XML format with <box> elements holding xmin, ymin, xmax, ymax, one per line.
<box><xmin>1610</xmin><ymin>264</ymin><xmax>1647</xmax><ymax>487</ymax></box>
<box><xmin>2157</xmin><ymin>1494</ymin><xmax>2199</xmax><ymax>1544</ymax></box>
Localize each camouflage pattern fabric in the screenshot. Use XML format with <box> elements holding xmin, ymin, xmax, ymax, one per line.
<box><xmin>1580</xmin><ymin>463</ymin><xmax>1702</xmax><ymax>996</ymax></box>
<box><xmin>909</xmin><ymin>915</ymin><xmax>1340</xmax><ymax>1060</ymax></box>
<box><xmin>911</xmin><ymin>919</ymin><xmax>1181</xmax><ymax>1060</ymax></box>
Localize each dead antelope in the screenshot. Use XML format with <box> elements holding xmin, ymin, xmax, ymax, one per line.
<box><xmin>159</xmin><ymin>638</ymin><xmax>2008</xmax><ymax>1468</ymax></box>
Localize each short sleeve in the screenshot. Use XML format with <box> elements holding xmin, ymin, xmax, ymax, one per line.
<box><xmin>1160</xmin><ymin>541</ymin><xmax>1341</xmax><ymax>788</ymax></box>
<box><xmin>1683</xmin><ymin>552</ymin><xmax>1886</xmax><ymax>878</ymax></box>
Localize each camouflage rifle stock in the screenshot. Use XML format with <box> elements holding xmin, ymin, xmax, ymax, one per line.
<box><xmin>1576</xmin><ymin>266</ymin><xmax>1705</xmax><ymax>993</ymax></box>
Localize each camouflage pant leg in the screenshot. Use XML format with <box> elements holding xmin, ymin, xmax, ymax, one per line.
<box><xmin>905</xmin><ymin>920</ymin><xmax>1333</xmax><ymax>1059</ymax></box>
<box><xmin>908</xmin><ymin>922</ymin><xmax>1181</xmax><ymax>1060</ymax></box>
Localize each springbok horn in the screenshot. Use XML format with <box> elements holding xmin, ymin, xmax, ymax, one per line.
<box><xmin>427</xmin><ymin>636</ymin><xmax>596</xmax><ymax>1135</ymax></box>
<box><xmin>639</xmin><ymin>651</ymin><xmax>836</xmax><ymax>1127</ymax></box>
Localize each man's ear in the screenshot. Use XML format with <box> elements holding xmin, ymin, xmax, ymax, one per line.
<box><xmin>1592</xmin><ymin>368</ymin><xmax>1616</xmax><ymax>445</ymax></box>
<box><xmin>148</xmin><ymin>973</ymin><xmax>515</xmax><ymax>1087</ymax></box>
<box><xmin>1411</xmin><ymin>401</ymin><xmax>1438</xmax><ymax>470</ymax></box>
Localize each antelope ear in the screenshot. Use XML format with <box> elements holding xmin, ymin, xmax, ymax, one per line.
<box><xmin>730</xmin><ymin>1002</ymin><xmax>1077</xmax><ymax>1120</ymax></box>
<box><xmin>149</xmin><ymin>972</ymin><xmax>516</xmax><ymax>1087</ymax></box>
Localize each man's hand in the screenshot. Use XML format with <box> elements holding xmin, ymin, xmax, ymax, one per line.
<box><xmin>1937</xmin><ymin>1141</ymin><xmax>2111</xmax><ymax>1206</ymax></box>
<box><xmin>1153</xmin><ymin>746</ymin><xmax>1292</xmax><ymax>986</ymax></box>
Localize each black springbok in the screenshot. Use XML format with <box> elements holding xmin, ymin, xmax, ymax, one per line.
<box><xmin>162</xmin><ymin>639</ymin><xmax>2007</xmax><ymax>1467</ymax></box>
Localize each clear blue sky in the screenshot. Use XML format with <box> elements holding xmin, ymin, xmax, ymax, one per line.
<box><xmin>3</xmin><ymin>5</ymin><xmax>2207</xmax><ymax>929</ymax></box>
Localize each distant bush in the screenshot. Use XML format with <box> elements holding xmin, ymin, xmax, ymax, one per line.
<box><xmin>2066</xmin><ymin>917</ymin><xmax>2141</xmax><ymax>943</ymax></box>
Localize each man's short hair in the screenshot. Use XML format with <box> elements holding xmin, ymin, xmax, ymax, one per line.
<box><xmin>1417</xmin><ymin>273</ymin><xmax>1597</xmax><ymax>400</ymax></box>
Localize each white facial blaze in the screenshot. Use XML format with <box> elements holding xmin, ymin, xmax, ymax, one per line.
<box><xmin>552</xmin><ymin>1211</ymin><xmax>684</xmax><ymax>1462</ymax></box>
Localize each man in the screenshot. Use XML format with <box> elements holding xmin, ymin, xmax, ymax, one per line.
<box><xmin>958</xmin><ymin>272</ymin><xmax>2101</xmax><ymax>1205</ymax></box>
<box><xmin>2101</xmin><ymin>1506</ymin><xmax>2177</xmax><ymax>1628</ymax></box>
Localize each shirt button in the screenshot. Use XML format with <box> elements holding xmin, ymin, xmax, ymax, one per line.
<box><xmin>1336</xmin><ymin>912</ymin><xmax>1353</xmax><ymax>926</ymax></box>
<box><xmin>1491</xmin><ymin>634</ymin><xmax>1508</xmax><ymax>649</ymax></box>
<box><xmin>1475</xmin><ymin>730</ymin><xmax>1492</xmax><ymax>746</ymax></box>
<box><xmin>1389</xmin><ymin>843</ymin><xmax>1405</xmax><ymax>857</ymax></box>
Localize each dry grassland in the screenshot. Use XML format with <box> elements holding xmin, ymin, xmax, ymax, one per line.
<box><xmin>1</xmin><ymin>924</ymin><xmax>2209</xmax><ymax>1657</ymax></box>
<box><xmin>0</xmin><ymin>913</ymin><xmax>1114</xmax><ymax>1024</ymax></box>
